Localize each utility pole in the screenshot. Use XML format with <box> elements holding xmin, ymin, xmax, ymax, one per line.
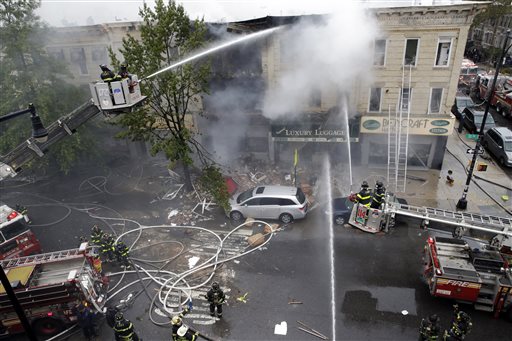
<box><xmin>456</xmin><ymin>30</ymin><xmax>511</xmax><ymax>210</ymax></box>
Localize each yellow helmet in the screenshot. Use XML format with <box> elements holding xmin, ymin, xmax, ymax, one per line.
<box><xmin>172</xmin><ymin>316</ymin><xmax>182</xmax><ymax>325</ymax></box>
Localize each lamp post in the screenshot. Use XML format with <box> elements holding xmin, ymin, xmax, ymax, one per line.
<box><xmin>0</xmin><ymin>104</ymin><xmax>47</xmax><ymax>341</ymax></box>
<box><xmin>456</xmin><ymin>29</ymin><xmax>512</xmax><ymax>210</ymax></box>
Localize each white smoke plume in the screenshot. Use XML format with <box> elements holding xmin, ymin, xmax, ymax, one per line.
<box><xmin>263</xmin><ymin>2</ymin><xmax>379</xmax><ymax>119</ymax></box>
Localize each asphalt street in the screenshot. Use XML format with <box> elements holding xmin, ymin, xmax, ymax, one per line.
<box><xmin>2</xmin><ymin>154</ymin><xmax>511</xmax><ymax>341</ymax></box>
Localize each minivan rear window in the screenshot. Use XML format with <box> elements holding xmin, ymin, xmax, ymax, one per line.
<box><xmin>296</xmin><ymin>188</ymin><xmax>306</xmax><ymax>204</ymax></box>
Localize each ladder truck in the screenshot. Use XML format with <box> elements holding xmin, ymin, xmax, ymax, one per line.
<box><xmin>349</xmin><ymin>193</ymin><xmax>512</xmax><ymax>320</ymax></box>
<box><xmin>0</xmin><ymin>243</ymin><xmax>108</xmax><ymax>337</ymax></box>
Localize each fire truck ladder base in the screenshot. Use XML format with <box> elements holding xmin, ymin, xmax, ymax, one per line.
<box><xmin>384</xmin><ymin>199</ymin><xmax>512</xmax><ymax>238</ymax></box>
<box><xmin>0</xmin><ymin>247</ymin><xmax>91</xmax><ymax>268</ymax></box>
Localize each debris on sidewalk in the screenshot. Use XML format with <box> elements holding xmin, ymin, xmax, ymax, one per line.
<box><xmin>502</xmin><ymin>195</ymin><xmax>509</xmax><ymax>202</ymax></box>
<box><xmin>274</xmin><ymin>321</ymin><xmax>287</xmax><ymax>335</ymax></box>
<box><xmin>247</xmin><ymin>233</ymin><xmax>265</xmax><ymax>247</ymax></box>
<box><xmin>288</xmin><ymin>298</ymin><xmax>302</xmax><ymax>305</ymax></box>
<box><xmin>297</xmin><ymin>320</ymin><xmax>328</xmax><ymax>340</ymax></box>
<box><xmin>237</xmin><ymin>293</ymin><xmax>248</xmax><ymax>303</ymax></box>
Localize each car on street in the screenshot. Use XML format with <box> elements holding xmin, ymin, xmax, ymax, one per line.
<box><xmin>462</xmin><ymin>107</ymin><xmax>496</xmax><ymax>134</ymax></box>
<box><xmin>451</xmin><ymin>94</ymin><xmax>475</xmax><ymax>120</ymax></box>
<box><xmin>329</xmin><ymin>195</ymin><xmax>408</xmax><ymax>225</ymax></box>
<box><xmin>227</xmin><ymin>185</ymin><xmax>308</xmax><ymax>223</ymax></box>
<box><xmin>482</xmin><ymin>127</ymin><xmax>512</xmax><ymax>167</ymax></box>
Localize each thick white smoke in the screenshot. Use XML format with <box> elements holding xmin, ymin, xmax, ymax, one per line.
<box><xmin>263</xmin><ymin>2</ymin><xmax>379</xmax><ymax>119</ymax></box>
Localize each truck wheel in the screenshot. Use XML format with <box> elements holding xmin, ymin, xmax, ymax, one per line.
<box><xmin>32</xmin><ymin>317</ymin><xmax>64</xmax><ymax>337</ymax></box>
<box><xmin>506</xmin><ymin>306</ymin><xmax>512</xmax><ymax>322</ymax></box>
<box><xmin>496</xmin><ymin>103</ymin><xmax>503</xmax><ymax>114</ymax></box>
<box><xmin>334</xmin><ymin>215</ymin><xmax>345</xmax><ymax>225</ymax></box>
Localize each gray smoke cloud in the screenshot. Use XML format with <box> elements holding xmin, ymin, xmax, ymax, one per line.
<box><xmin>263</xmin><ymin>2</ymin><xmax>379</xmax><ymax>120</ymax></box>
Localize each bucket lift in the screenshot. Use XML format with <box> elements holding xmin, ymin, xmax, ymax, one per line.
<box><xmin>90</xmin><ymin>75</ymin><xmax>146</xmax><ymax>113</ymax></box>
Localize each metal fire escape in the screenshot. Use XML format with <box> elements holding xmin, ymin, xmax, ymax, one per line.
<box><xmin>387</xmin><ymin>63</ymin><xmax>412</xmax><ymax>193</ymax></box>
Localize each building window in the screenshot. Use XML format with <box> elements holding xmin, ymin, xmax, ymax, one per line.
<box><xmin>404</xmin><ymin>38</ymin><xmax>419</xmax><ymax>66</ymax></box>
<box><xmin>373</xmin><ymin>39</ymin><xmax>386</xmax><ymax>66</ymax></box>
<box><xmin>309</xmin><ymin>88</ymin><xmax>321</xmax><ymax>107</ymax></box>
<box><xmin>369</xmin><ymin>88</ymin><xmax>382</xmax><ymax>112</ymax></box>
<box><xmin>429</xmin><ymin>88</ymin><xmax>443</xmax><ymax>114</ymax></box>
<box><xmin>70</xmin><ymin>47</ymin><xmax>88</xmax><ymax>75</ymax></box>
<box><xmin>400</xmin><ymin>88</ymin><xmax>412</xmax><ymax>112</ymax></box>
<box><xmin>92</xmin><ymin>47</ymin><xmax>107</xmax><ymax>61</ymax></box>
<box><xmin>435</xmin><ymin>38</ymin><xmax>452</xmax><ymax>66</ymax></box>
<box><xmin>47</xmin><ymin>48</ymin><xmax>65</xmax><ymax>61</ymax></box>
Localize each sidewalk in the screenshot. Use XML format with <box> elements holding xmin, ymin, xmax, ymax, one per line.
<box><xmin>351</xmin><ymin>129</ymin><xmax>512</xmax><ymax>217</ymax></box>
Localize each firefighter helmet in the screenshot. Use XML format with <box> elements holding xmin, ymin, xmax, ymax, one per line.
<box><xmin>361</xmin><ymin>181</ymin><xmax>369</xmax><ymax>188</ymax></box>
<box><xmin>428</xmin><ymin>314</ymin><xmax>439</xmax><ymax>324</ymax></box>
<box><xmin>172</xmin><ymin>315</ymin><xmax>182</xmax><ymax>325</ymax></box>
<box><xmin>212</xmin><ymin>282</ymin><xmax>219</xmax><ymax>290</ymax></box>
<box><xmin>100</xmin><ymin>64</ymin><xmax>109</xmax><ymax>71</ymax></box>
<box><xmin>115</xmin><ymin>311</ymin><xmax>124</xmax><ymax>321</ymax></box>
<box><xmin>457</xmin><ymin>311</ymin><xmax>470</xmax><ymax>322</ymax></box>
<box><xmin>376</xmin><ymin>181</ymin><xmax>384</xmax><ymax>188</ymax></box>
<box><xmin>177</xmin><ymin>325</ymin><xmax>188</xmax><ymax>337</ymax></box>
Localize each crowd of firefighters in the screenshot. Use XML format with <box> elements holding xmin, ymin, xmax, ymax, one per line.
<box><xmin>419</xmin><ymin>305</ymin><xmax>473</xmax><ymax>341</ymax></box>
<box><xmin>91</xmin><ymin>225</ymin><xmax>131</xmax><ymax>269</ymax></box>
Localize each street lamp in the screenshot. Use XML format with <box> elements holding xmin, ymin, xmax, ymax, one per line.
<box><xmin>456</xmin><ymin>29</ymin><xmax>512</xmax><ymax>210</ymax></box>
<box><xmin>0</xmin><ymin>104</ymin><xmax>48</xmax><ymax>143</ymax></box>
<box><xmin>0</xmin><ymin>104</ymin><xmax>45</xmax><ymax>341</ymax></box>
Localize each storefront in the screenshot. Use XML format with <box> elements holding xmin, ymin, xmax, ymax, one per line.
<box><xmin>359</xmin><ymin>115</ymin><xmax>455</xmax><ymax>170</ymax></box>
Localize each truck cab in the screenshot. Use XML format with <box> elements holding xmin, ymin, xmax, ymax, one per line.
<box><xmin>0</xmin><ymin>204</ymin><xmax>41</xmax><ymax>260</ymax></box>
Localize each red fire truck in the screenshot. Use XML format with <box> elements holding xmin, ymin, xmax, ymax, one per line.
<box><xmin>458</xmin><ymin>59</ymin><xmax>479</xmax><ymax>89</ymax></box>
<box><xmin>477</xmin><ymin>74</ymin><xmax>509</xmax><ymax>101</ymax></box>
<box><xmin>0</xmin><ymin>204</ymin><xmax>41</xmax><ymax>260</ymax></box>
<box><xmin>490</xmin><ymin>77</ymin><xmax>512</xmax><ymax>118</ymax></box>
<box><xmin>0</xmin><ymin>244</ymin><xmax>108</xmax><ymax>337</ymax></box>
<box><xmin>423</xmin><ymin>236</ymin><xmax>512</xmax><ymax>321</ymax></box>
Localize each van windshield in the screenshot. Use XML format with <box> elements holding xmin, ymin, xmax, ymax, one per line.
<box><xmin>504</xmin><ymin>141</ymin><xmax>512</xmax><ymax>152</ymax></box>
<box><xmin>296</xmin><ymin>188</ymin><xmax>306</xmax><ymax>204</ymax></box>
<box><xmin>237</xmin><ymin>189</ymin><xmax>254</xmax><ymax>204</ymax></box>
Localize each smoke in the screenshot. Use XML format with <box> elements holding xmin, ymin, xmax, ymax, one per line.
<box><xmin>263</xmin><ymin>2</ymin><xmax>379</xmax><ymax>120</ymax></box>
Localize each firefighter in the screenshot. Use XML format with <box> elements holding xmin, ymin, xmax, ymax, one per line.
<box><xmin>444</xmin><ymin>305</ymin><xmax>472</xmax><ymax>341</ymax></box>
<box><xmin>100</xmin><ymin>233</ymin><xmax>116</xmax><ymax>262</ymax></box>
<box><xmin>370</xmin><ymin>181</ymin><xmax>386</xmax><ymax>209</ymax></box>
<box><xmin>74</xmin><ymin>303</ymin><xmax>98</xmax><ymax>340</ymax></box>
<box><xmin>91</xmin><ymin>225</ymin><xmax>104</xmax><ymax>246</ymax></box>
<box><xmin>113</xmin><ymin>311</ymin><xmax>139</xmax><ymax>341</ymax></box>
<box><xmin>355</xmin><ymin>181</ymin><xmax>372</xmax><ymax>207</ymax></box>
<box><xmin>118</xmin><ymin>63</ymin><xmax>132</xmax><ymax>81</ymax></box>
<box><xmin>205</xmin><ymin>281</ymin><xmax>226</xmax><ymax>317</ymax></box>
<box><xmin>419</xmin><ymin>314</ymin><xmax>441</xmax><ymax>341</ymax></box>
<box><xmin>100</xmin><ymin>64</ymin><xmax>118</xmax><ymax>82</ymax></box>
<box><xmin>105</xmin><ymin>305</ymin><xmax>119</xmax><ymax>329</ymax></box>
<box><xmin>16</xmin><ymin>204</ymin><xmax>31</xmax><ymax>223</ymax></box>
<box><xmin>176</xmin><ymin>325</ymin><xmax>199</xmax><ymax>341</ymax></box>
<box><xmin>115</xmin><ymin>241</ymin><xmax>131</xmax><ymax>269</ymax></box>
<box><xmin>171</xmin><ymin>306</ymin><xmax>190</xmax><ymax>340</ymax></box>
<box><xmin>446</xmin><ymin>170</ymin><xmax>454</xmax><ymax>186</ymax></box>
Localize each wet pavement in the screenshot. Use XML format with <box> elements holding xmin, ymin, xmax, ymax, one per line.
<box><xmin>2</xmin><ymin>126</ymin><xmax>512</xmax><ymax>340</ymax></box>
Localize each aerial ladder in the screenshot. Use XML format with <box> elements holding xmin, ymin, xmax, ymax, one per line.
<box><xmin>349</xmin><ymin>193</ymin><xmax>512</xmax><ymax>247</ymax></box>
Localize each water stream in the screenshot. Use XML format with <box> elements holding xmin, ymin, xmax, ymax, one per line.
<box><xmin>142</xmin><ymin>27</ymin><xmax>279</xmax><ymax>81</ymax></box>
<box><xmin>323</xmin><ymin>154</ymin><xmax>336</xmax><ymax>340</ymax></box>
<box><xmin>341</xmin><ymin>98</ymin><xmax>353</xmax><ymax>191</ymax></box>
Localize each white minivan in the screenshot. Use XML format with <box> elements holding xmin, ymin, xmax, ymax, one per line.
<box><xmin>227</xmin><ymin>185</ymin><xmax>309</xmax><ymax>223</ymax></box>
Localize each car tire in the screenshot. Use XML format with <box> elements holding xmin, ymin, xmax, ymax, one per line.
<box><xmin>334</xmin><ymin>215</ymin><xmax>345</xmax><ymax>225</ymax></box>
<box><xmin>32</xmin><ymin>317</ymin><xmax>65</xmax><ymax>337</ymax></box>
<box><xmin>230</xmin><ymin>211</ymin><xmax>244</xmax><ymax>221</ymax></box>
<box><xmin>499</xmin><ymin>157</ymin><xmax>505</xmax><ymax>166</ymax></box>
<box><xmin>279</xmin><ymin>213</ymin><xmax>293</xmax><ymax>224</ymax></box>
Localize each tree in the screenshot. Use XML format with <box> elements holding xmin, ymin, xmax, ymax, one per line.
<box><xmin>471</xmin><ymin>0</ymin><xmax>512</xmax><ymax>28</ymax></box>
<box><xmin>0</xmin><ymin>0</ymin><xmax>97</xmax><ymax>174</ymax></box>
<box><xmin>110</xmin><ymin>0</ymin><xmax>213</xmax><ymax>192</ymax></box>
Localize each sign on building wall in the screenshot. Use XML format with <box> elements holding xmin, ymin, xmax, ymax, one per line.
<box><xmin>271</xmin><ymin>125</ymin><xmax>350</xmax><ymax>142</ymax></box>
<box><xmin>360</xmin><ymin>116</ymin><xmax>454</xmax><ymax>136</ymax></box>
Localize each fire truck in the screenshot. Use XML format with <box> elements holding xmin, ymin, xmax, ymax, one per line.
<box><xmin>423</xmin><ymin>236</ymin><xmax>512</xmax><ymax>321</ymax></box>
<box><xmin>490</xmin><ymin>77</ymin><xmax>512</xmax><ymax>118</ymax></box>
<box><xmin>0</xmin><ymin>244</ymin><xmax>108</xmax><ymax>337</ymax></box>
<box><xmin>476</xmin><ymin>73</ymin><xmax>509</xmax><ymax>102</ymax></box>
<box><xmin>349</xmin><ymin>193</ymin><xmax>512</xmax><ymax>320</ymax></box>
<box><xmin>0</xmin><ymin>204</ymin><xmax>41</xmax><ymax>260</ymax></box>
<box><xmin>458</xmin><ymin>58</ymin><xmax>479</xmax><ymax>89</ymax></box>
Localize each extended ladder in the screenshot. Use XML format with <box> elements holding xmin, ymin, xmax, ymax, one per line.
<box><xmin>0</xmin><ymin>246</ymin><xmax>93</xmax><ymax>269</ymax></box>
<box><xmin>384</xmin><ymin>199</ymin><xmax>512</xmax><ymax>238</ymax></box>
<box><xmin>387</xmin><ymin>64</ymin><xmax>411</xmax><ymax>193</ymax></box>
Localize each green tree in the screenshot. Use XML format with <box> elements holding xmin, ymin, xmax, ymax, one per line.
<box><xmin>0</xmin><ymin>0</ymin><xmax>97</xmax><ymax>174</ymax></box>
<box><xmin>471</xmin><ymin>0</ymin><xmax>512</xmax><ymax>28</ymax></box>
<box><xmin>110</xmin><ymin>0</ymin><xmax>215</xmax><ymax>192</ymax></box>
